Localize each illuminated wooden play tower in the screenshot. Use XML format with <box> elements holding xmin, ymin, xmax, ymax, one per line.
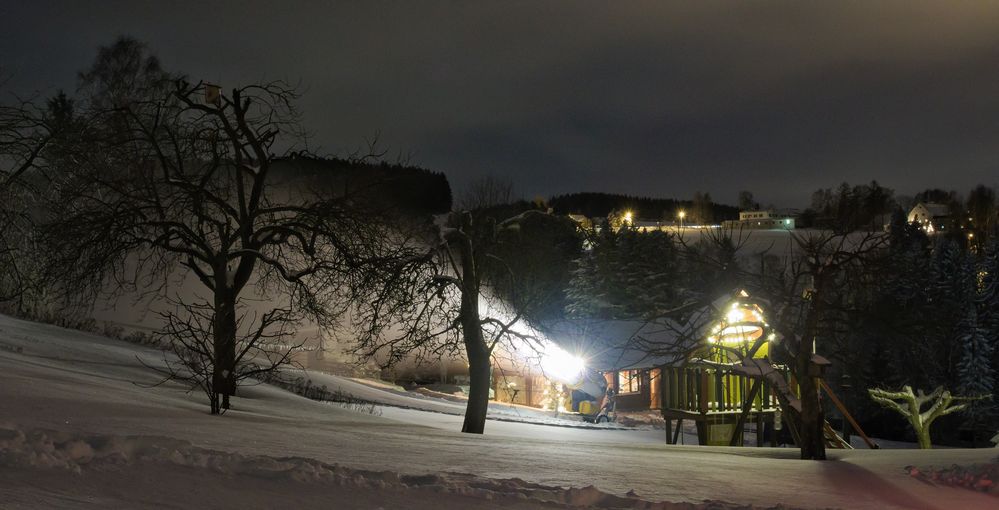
<box><xmin>660</xmin><ymin>290</ymin><xmax>875</xmax><ymax>448</ymax></box>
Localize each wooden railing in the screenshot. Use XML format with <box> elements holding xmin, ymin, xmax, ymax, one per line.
<box><xmin>662</xmin><ymin>363</ymin><xmax>782</xmax><ymax>415</ymax></box>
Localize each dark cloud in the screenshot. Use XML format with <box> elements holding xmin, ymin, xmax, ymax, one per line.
<box><xmin>3</xmin><ymin>1</ymin><xmax>999</xmax><ymax>207</ymax></box>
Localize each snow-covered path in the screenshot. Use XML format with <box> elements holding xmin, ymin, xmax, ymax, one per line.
<box><xmin>1</xmin><ymin>314</ymin><xmax>995</xmax><ymax>509</ymax></box>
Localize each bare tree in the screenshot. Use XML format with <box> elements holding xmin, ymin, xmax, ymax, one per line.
<box><xmin>148</xmin><ymin>298</ymin><xmax>303</xmax><ymax>412</ymax></box>
<box><xmin>0</xmin><ymin>90</ymin><xmax>72</xmax><ymax>307</ymax></box>
<box><xmin>690</xmin><ymin>191</ymin><xmax>714</xmax><ymax>225</ymax></box>
<box><xmin>748</xmin><ymin>230</ymin><xmax>887</xmax><ymax>459</ymax></box>
<box><xmin>42</xmin><ymin>77</ymin><xmax>397</xmax><ymax>414</ymax></box>
<box><xmin>658</xmin><ymin>228</ymin><xmax>886</xmax><ymax>459</ymax></box>
<box><xmin>458</xmin><ymin>175</ymin><xmax>514</xmax><ymax>211</ymax></box>
<box><xmin>353</xmin><ymin>209</ymin><xmax>563</xmax><ymax>434</ymax></box>
<box><xmin>869</xmin><ymin>386</ymin><xmax>987</xmax><ymax>449</ymax></box>
<box><xmin>77</xmin><ymin>36</ymin><xmax>176</xmax><ymax>116</ymax></box>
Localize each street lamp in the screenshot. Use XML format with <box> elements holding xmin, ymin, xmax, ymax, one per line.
<box><xmin>678</xmin><ymin>210</ymin><xmax>686</xmax><ymax>230</ymax></box>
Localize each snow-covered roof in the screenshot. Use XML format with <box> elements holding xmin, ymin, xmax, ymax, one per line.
<box><xmin>540</xmin><ymin>319</ymin><xmax>672</xmax><ymax>371</ymax></box>
<box><xmin>912</xmin><ymin>202</ymin><xmax>951</xmax><ymax>218</ymax></box>
<box><xmin>545</xmin><ymin>290</ymin><xmax>765</xmax><ymax>373</ymax></box>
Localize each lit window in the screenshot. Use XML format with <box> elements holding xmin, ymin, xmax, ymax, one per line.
<box><xmin>617</xmin><ymin>369</ymin><xmax>643</xmax><ymax>394</ymax></box>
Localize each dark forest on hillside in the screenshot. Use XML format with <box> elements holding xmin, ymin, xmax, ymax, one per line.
<box><xmin>549</xmin><ymin>192</ymin><xmax>739</xmax><ymax>222</ymax></box>
<box><xmin>276</xmin><ymin>155</ymin><xmax>453</xmax><ymax>217</ymax></box>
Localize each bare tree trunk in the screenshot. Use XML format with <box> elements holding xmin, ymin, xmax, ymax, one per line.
<box><xmin>209</xmin><ymin>390</ymin><xmax>220</xmax><ymax>415</ymax></box>
<box><xmin>797</xmin><ymin>354</ymin><xmax>825</xmax><ymax>459</ymax></box>
<box><xmin>455</xmin><ymin>213</ymin><xmax>491</xmax><ymax>434</ymax></box>
<box><xmin>916</xmin><ymin>428</ymin><xmax>932</xmax><ymax>449</ymax></box>
<box><xmin>797</xmin><ymin>287</ymin><xmax>826</xmax><ymax>460</ymax></box>
<box><xmin>213</xmin><ymin>284</ymin><xmax>237</xmax><ymax>412</ymax></box>
<box><xmin>463</xmin><ymin>332</ymin><xmax>490</xmax><ymax>434</ymax></box>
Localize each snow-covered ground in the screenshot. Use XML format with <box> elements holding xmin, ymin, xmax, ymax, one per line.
<box><xmin>296</xmin><ymin>369</ymin><xmax>635</xmax><ymax>431</ymax></box>
<box><xmin>1</xmin><ymin>313</ymin><xmax>996</xmax><ymax>509</ymax></box>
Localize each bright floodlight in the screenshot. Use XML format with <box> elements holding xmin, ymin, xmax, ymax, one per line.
<box><xmin>678</xmin><ymin>210</ymin><xmax>686</xmax><ymax>219</ymax></box>
<box><xmin>726</xmin><ymin>307</ymin><xmax>743</xmax><ymax>324</ymax></box>
<box><xmin>540</xmin><ymin>347</ymin><xmax>585</xmax><ymax>387</ymax></box>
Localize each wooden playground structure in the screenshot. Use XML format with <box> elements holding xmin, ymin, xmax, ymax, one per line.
<box><xmin>659</xmin><ymin>291</ymin><xmax>877</xmax><ymax>449</ymax></box>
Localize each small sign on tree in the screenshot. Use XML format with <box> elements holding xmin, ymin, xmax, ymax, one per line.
<box><xmin>204</xmin><ymin>83</ymin><xmax>221</xmax><ymax>105</ymax></box>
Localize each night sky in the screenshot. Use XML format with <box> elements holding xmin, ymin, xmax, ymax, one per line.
<box><xmin>3</xmin><ymin>1</ymin><xmax>999</xmax><ymax>207</ymax></box>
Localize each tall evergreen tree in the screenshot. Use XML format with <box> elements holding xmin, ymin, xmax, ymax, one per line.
<box><xmin>565</xmin><ymin>226</ymin><xmax>683</xmax><ymax>320</ymax></box>
<box><xmin>961</xmin><ymin>238</ymin><xmax>999</xmax><ymax>431</ymax></box>
<box><xmin>956</xmin><ymin>306</ymin><xmax>994</xmax><ymax>412</ymax></box>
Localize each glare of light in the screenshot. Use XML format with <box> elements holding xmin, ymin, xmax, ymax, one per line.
<box><xmin>623</xmin><ymin>211</ymin><xmax>633</xmax><ymax>225</ymax></box>
<box><xmin>726</xmin><ymin>308</ymin><xmax>743</xmax><ymax>324</ymax></box>
<box><xmin>678</xmin><ymin>210</ymin><xmax>686</xmax><ymax>219</ymax></box>
<box><xmin>540</xmin><ymin>346</ymin><xmax>585</xmax><ymax>387</ymax></box>
<box><xmin>720</xmin><ymin>325</ymin><xmax>760</xmax><ymax>337</ymax></box>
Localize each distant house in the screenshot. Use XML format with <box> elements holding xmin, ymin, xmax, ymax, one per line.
<box><xmin>907</xmin><ymin>202</ymin><xmax>953</xmax><ymax>233</ymax></box>
<box><xmin>562</xmin><ymin>319</ymin><xmax>694</xmax><ymax>414</ymax></box>
<box><xmin>721</xmin><ymin>210</ymin><xmax>795</xmax><ymax>230</ymax></box>
<box><xmin>567</xmin><ymin>213</ymin><xmax>674</xmax><ymax>232</ymax></box>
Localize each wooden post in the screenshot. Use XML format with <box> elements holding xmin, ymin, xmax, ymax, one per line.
<box><xmin>756</xmin><ymin>412</ymin><xmax>765</xmax><ymax>447</ymax></box>
<box><xmin>715</xmin><ymin>369</ymin><xmax>724</xmax><ymax>412</ymax></box>
<box><xmin>770</xmin><ymin>416</ymin><xmax>778</xmax><ymax>447</ymax></box>
<box><xmin>729</xmin><ymin>378</ymin><xmax>763</xmax><ymax>446</ymax></box>
<box><xmin>699</xmin><ymin>370</ymin><xmax>709</xmax><ymax>414</ymax></box>
<box><xmin>819</xmin><ymin>379</ymin><xmax>878</xmax><ymax>449</ymax></box>
<box><xmin>524</xmin><ymin>372</ymin><xmax>533</xmax><ymax>406</ymax></box>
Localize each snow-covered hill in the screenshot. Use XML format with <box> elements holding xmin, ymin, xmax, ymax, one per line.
<box><xmin>0</xmin><ymin>313</ymin><xmax>995</xmax><ymax>509</ymax></box>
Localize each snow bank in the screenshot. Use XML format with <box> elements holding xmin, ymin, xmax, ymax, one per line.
<box><xmin>906</xmin><ymin>460</ymin><xmax>999</xmax><ymax>496</ymax></box>
<box><xmin>0</xmin><ymin>423</ymin><xmax>783</xmax><ymax>509</ymax></box>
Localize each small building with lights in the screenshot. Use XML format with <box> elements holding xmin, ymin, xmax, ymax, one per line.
<box><xmin>721</xmin><ymin>210</ymin><xmax>795</xmax><ymax>230</ymax></box>
<box><xmin>907</xmin><ymin>202</ymin><xmax>953</xmax><ymax>233</ymax></box>
<box><xmin>377</xmin><ymin>299</ymin><xmax>596</xmax><ymax>414</ymax></box>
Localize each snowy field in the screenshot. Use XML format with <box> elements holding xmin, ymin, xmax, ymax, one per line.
<box><xmin>0</xmin><ymin>313</ymin><xmax>996</xmax><ymax>509</ymax></box>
